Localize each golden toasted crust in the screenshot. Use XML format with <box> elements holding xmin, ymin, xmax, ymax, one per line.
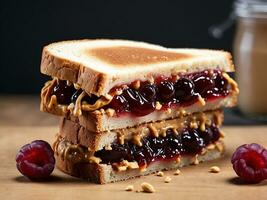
<box><xmin>89</xmin><ymin>46</ymin><xmax>191</xmax><ymax>66</ymax></box>
<box><xmin>40</xmin><ymin>39</ymin><xmax>235</xmax><ymax>96</ymax></box>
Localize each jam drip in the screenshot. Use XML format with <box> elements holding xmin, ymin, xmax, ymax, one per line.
<box><xmin>51</xmin><ymin>70</ymin><xmax>230</xmax><ymax>116</ymax></box>
<box><xmin>94</xmin><ymin>124</ymin><xmax>220</xmax><ymax>168</ymax></box>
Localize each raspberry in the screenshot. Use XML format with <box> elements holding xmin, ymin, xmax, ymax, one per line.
<box><xmin>16</xmin><ymin>140</ymin><xmax>55</xmax><ymax>180</ymax></box>
<box><xmin>231</xmin><ymin>143</ymin><xmax>267</xmax><ymax>183</ymax></box>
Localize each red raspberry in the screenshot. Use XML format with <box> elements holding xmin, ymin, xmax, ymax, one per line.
<box><xmin>16</xmin><ymin>140</ymin><xmax>55</xmax><ymax>180</ymax></box>
<box><xmin>231</xmin><ymin>143</ymin><xmax>267</xmax><ymax>183</ymax></box>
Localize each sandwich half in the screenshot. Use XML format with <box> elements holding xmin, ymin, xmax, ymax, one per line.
<box><xmin>53</xmin><ymin>110</ymin><xmax>225</xmax><ymax>184</ymax></box>
<box><xmin>40</xmin><ymin>39</ymin><xmax>239</xmax><ymax>132</ymax></box>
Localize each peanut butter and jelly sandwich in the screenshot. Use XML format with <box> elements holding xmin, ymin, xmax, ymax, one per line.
<box><xmin>39</xmin><ymin>39</ymin><xmax>238</xmax><ymax>183</ymax></box>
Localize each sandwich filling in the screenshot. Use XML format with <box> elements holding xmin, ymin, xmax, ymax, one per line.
<box><xmin>42</xmin><ymin>69</ymin><xmax>238</xmax><ymax>117</ymax></box>
<box><xmin>54</xmin><ymin>123</ymin><xmax>223</xmax><ymax>171</ymax></box>
<box><xmin>54</xmin><ymin>110</ymin><xmax>224</xmax><ymax>171</ymax></box>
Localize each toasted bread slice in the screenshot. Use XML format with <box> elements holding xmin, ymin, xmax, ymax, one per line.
<box><xmin>41</xmin><ymin>39</ymin><xmax>234</xmax><ymax>96</ymax></box>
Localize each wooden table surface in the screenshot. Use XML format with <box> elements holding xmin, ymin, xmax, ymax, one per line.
<box><xmin>0</xmin><ymin>96</ymin><xmax>267</xmax><ymax>200</ymax></box>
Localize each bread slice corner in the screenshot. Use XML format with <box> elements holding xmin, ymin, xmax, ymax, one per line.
<box><xmin>40</xmin><ymin>39</ymin><xmax>234</xmax><ymax>96</ymax></box>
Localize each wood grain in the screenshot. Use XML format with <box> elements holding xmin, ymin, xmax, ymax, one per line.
<box><xmin>0</xmin><ymin>126</ymin><xmax>266</xmax><ymax>200</ymax></box>
<box><xmin>0</xmin><ymin>95</ymin><xmax>58</xmax><ymax>126</ymax></box>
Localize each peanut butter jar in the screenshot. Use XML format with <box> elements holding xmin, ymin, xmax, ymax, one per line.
<box><xmin>234</xmin><ymin>0</ymin><xmax>267</xmax><ymax>117</ymax></box>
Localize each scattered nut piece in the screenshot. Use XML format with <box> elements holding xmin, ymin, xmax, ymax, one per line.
<box><xmin>166</xmin><ymin>108</ymin><xmax>172</xmax><ymax>114</ymax></box>
<box><xmin>181</xmin><ymin>109</ymin><xmax>186</xmax><ymax>116</ymax></box>
<box><xmin>148</xmin><ymin>124</ymin><xmax>159</xmax><ymax>137</ymax></box>
<box><xmin>215</xmin><ymin>142</ymin><xmax>224</xmax><ymax>152</ymax></box>
<box><xmin>140</xmin><ymin>165</ymin><xmax>147</xmax><ymax>172</ymax></box>
<box><xmin>106</xmin><ymin>108</ymin><xmax>115</xmax><ymax>117</ymax></box>
<box><xmin>114</xmin><ymin>89</ymin><xmax>123</xmax><ymax>96</ymax></box>
<box><xmin>209</xmin><ymin>166</ymin><xmax>220</xmax><ymax>173</ymax></box>
<box><xmin>198</xmin><ymin>96</ymin><xmax>206</xmax><ymax>106</ymax></box>
<box><xmin>155</xmin><ymin>101</ymin><xmax>162</xmax><ymax>110</ymax></box>
<box><xmin>73</xmin><ymin>83</ymin><xmax>81</xmax><ymax>90</ymax></box>
<box><xmin>175</xmin><ymin>157</ymin><xmax>181</xmax><ymax>164</ymax></box>
<box><xmin>58</xmin><ymin>105</ymin><xmax>68</xmax><ymax>113</ymax></box>
<box><xmin>172</xmin><ymin>128</ymin><xmax>178</xmax><ymax>135</ymax></box>
<box><xmin>89</xmin><ymin>156</ymin><xmax>101</xmax><ymax>164</ymax></box>
<box><xmin>127</xmin><ymin>161</ymin><xmax>139</xmax><ymax>169</ymax></box>
<box><xmin>119</xmin><ymin>165</ymin><xmax>129</xmax><ymax>171</ymax></box>
<box><xmin>125</xmin><ymin>185</ymin><xmax>134</xmax><ymax>191</ymax></box>
<box><xmin>118</xmin><ymin>134</ymin><xmax>125</xmax><ymax>145</ymax></box>
<box><xmin>191</xmin><ymin>155</ymin><xmax>199</xmax><ymax>165</ymax></box>
<box><xmin>133</xmin><ymin>135</ymin><xmax>142</xmax><ymax>147</ymax></box>
<box><xmin>156</xmin><ymin>171</ymin><xmax>164</xmax><ymax>177</ymax></box>
<box><xmin>200</xmin><ymin>122</ymin><xmax>206</xmax><ymax>132</ymax></box>
<box><xmin>190</xmin><ymin>121</ymin><xmax>198</xmax><ymax>129</ymax></box>
<box><xmin>174</xmin><ymin>169</ymin><xmax>181</xmax><ymax>175</ymax></box>
<box><xmin>164</xmin><ymin>176</ymin><xmax>172</xmax><ymax>183</ymax></box>
<box><xmin>141</xmin><ymin>182</ymin><xmax>155</xmax><ymax>193</ymax></box>
<box><xmin>206</xmin><ymin>144</ymin><xmax>215</xmax><ymax>150</ymax></box>
<box><xmin>147</xmin><ymin>76</ymin><xmax>155</xmax><ymax>83</ymax></box>
<box><xmin>105</xmin><ymin>94</ymin><xmax>113</xmax><ymax>100</ymax></box>
<box><xmin>99</xmin><ymin>108</ymin><xmax>105</xmax><ymax>114</ymax></box>
<box><xmin>194</xmin><ymin>158</ymin><xmax>199</xmax><ymax>165</ymax></box>
<box><xmin>104</xmin><ymin>144</ymin><xmax>112</xmax><ymax>150</ymax></box>
<box><xmin>200</xmin><ymin>148</ymin><xmax>207</xmax><ymax>155</ymax></box>
<box><xmin>67</xmin><ymin>103</ymin><xmax>75</xmax><ymax>111</ymax></box>
<box><xmin>132</xmin><ymin>80</ymin><xmax>141</xmax><ymax>90</ymax></box>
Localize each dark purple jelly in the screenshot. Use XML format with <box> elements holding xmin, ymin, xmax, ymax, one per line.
<box><xmin>51</xmin><ymin>70</ymin><xmax>231</xmax><ymax>117</ymax></box>
<box><xmin>109</xmin><ymin>69</ymin><xmax>230</xmax><ymax>116</ymax></box>
<box><xmin>52</xmin><ymin>80</ymin><xmax>76</xmax><ymax>105</ymax></box>
<box><xmin>109</xmin><ymin>95</ymin><xmax>130</xmax><ymax>113</ymax></box>
<box><xmin>52</xmin><ymin>80</ymin><xmax>98</xmax><ymax>105</ymax></box>
<box><xmin>122</xmin><ymin>88</ymin><xmax>156</xmax><ymax>117</ymax></box>
<box><xmin>157</xmin><ymin>81</ymin><xmax>175</xmax><ymax>102</ymax></box>
<box><xmin>139</xmin><ymin>83</ymin><xmax>157</xmax><ymax>101</ymax></box>
<box><xmin>181</xmin><ymin>129</ymin><xmax>205</xmax><ymax>154</ymax></box>
<box><xmin>94</xmin><ymin>124</ymin><xmax>220</xmax><ymax>168</ymax></box>
<box><xmin>174</xmin><ymin>78</ymin><xmax>196</xmax><ymax>102</ymax></box>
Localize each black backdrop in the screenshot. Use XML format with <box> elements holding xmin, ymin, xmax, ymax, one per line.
<box><xmin>0</xmin><ymin>0</ymin><xmax>235</xmax><ymax>94</ymax></box>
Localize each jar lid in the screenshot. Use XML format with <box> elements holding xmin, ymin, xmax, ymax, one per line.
<box><xmin>235</xmin><ymin>0</ymin><xmax>267</xmax><ymax>18</ymax></box>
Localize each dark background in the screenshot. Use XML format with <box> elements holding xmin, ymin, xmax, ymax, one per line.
<box><xmin>0</xmin><ymin>0</ymin><xmax>235</xmax><ymax>94</ymax></box>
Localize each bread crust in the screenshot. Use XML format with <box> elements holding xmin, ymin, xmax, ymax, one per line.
<box><xmin>55</xmin><ymin>140</ymin><xmax>224</xmax><ymax>184</ymax></box>
<box><xmin>40</xmin><ymin>39</ymin><xmax>235</xmax><ymax>96</ymax></box>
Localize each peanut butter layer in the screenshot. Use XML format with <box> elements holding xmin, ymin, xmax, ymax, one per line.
<box><xmin>40</xmin><ymin>78</ymin><xmax>113</xmax><ymax>116</ymax></box>
<box><xmin>59</xmin><ymin>110</ymin><xmax>223</xmax><ymax>151</ymax></box>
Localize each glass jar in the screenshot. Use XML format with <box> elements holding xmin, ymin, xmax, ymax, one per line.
<box><xmin>234</xmin><ymin>0</ymin><xmax>267</xmax><ymax>117</ymax></box>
